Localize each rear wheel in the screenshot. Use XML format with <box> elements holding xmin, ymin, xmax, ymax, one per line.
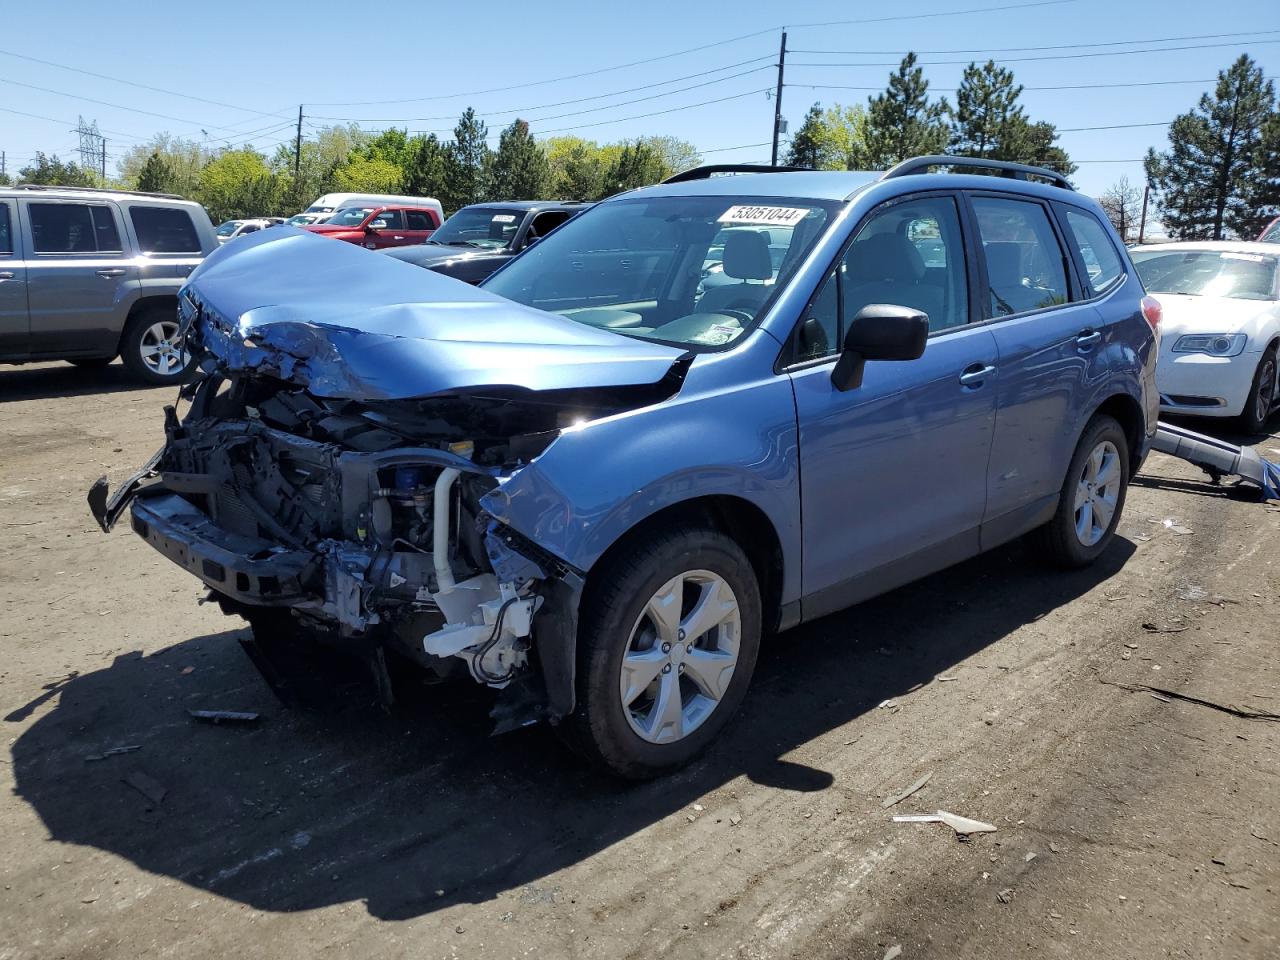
<box><xmin>1035</xmin><ymin>415</ymin><xmax>1130</xmax><ymax>568</ymax></box>
<box><xmin>1239</xmin><ymin>345</ymin><xmax>1277</xmax><ymax>434</ymax></box>
<box><xmin>119</xmin><ymin>306</ymin><xmax>195</xmax><ymax>385</ymax></box>
<box><xmin>556</xmin><ymin>526</ymin><xmax>761</xmax><ymax>779</ymax></box>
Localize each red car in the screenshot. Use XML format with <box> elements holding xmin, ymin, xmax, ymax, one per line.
<box><xmin>304</xmin><ymin>204</ymin><xmax>440</xmax><ymax>249</ymax></box>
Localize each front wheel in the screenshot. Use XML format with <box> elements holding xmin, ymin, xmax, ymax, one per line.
<box><xmin>1239</xmin><ymin>346</ymin><xmax>1277</xmax><ymax>434</ymax></box>
<box><xmin>557</xmin><ymin>526</ymin><xmax>762</xmax><ymax>779</ymax></box>
<box><xmin>1035</xmin><ymin>414</ymin><xmax>1130</xmax><ymax>568</ymax></box>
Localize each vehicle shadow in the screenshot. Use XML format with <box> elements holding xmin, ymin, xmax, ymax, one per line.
<box><xmin>8</xmin><ymin>536</ymin><xmax>1134</xmax><ymax>921</ymax></box>
<box><xmin>0</xmin><ymin>362</ymin><xmax>161</xmax><ymax>403</ymax></box>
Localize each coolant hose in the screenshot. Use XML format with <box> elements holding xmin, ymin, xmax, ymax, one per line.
<box><xmin>433</xmin><ymin>467</ymin><xmax>460</xmax><ymax>592</ymax></box>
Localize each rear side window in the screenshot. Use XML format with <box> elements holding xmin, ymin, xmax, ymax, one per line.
<box><xmin>0</xmin><ymin>206</ymin><xmax>11</xmax><ymax>254</ymax></box>
<box><xmin>29</xmin><ymin>203</ymin><xmax>122</xmax><ymax>254</ymax></box>
<box><xmin>130</xmin><ymin>206</ymin><xmax>201</xmax><ymax>253</ymax></box>
<box><xmin>971</xmin><ymin>197</ymin><xmax>1069</xmax><ymax>316</ymax></box>
<box><xmin>1062</xmin><ymin>208</ymin><xmax>1123</xmax><ymax>295</ymax></box>
<box><xmin>406</xmin><ymin>210</ymin><xmax>433</xmax><ymax>230</ymax></box>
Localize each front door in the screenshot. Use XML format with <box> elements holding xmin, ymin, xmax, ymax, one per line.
<box><xmin>364</xmin><ymin>208</ymin><xmax>407</xmax><ymax>249</ymax></box>
<box><xmin>788</xmin><ymin>193</ymin><xmax>998</xmax><ymax>620</ymax></box>
<box><xmin>0</xmin><ymin>199</ymin><xmax>28</xmax><ymax>359</ymax></box>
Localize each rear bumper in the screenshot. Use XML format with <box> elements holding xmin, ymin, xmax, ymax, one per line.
<box><xmin>131</xmin><ymin>490</ymin><xmax>317</xmax><ymax>606</ymax></box>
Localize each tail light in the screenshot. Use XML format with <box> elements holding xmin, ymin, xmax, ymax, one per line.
<box><xmin>1140</xmin><ymin>295</ymin><xmax>1162</xmax><ymax>333</ymax></box>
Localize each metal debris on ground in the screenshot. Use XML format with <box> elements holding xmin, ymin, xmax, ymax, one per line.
<box><xmin>122</xmin><ymin>771</ymin><xmax>167</xmax><ymax>805</ymax></box>
<box><xmin>84</xmin><ymin>744</ymin><xmax>141</xmax><ymax>762</ymax></box>
<box><xmin>882</xmin><ymin>771</ymin><xmax>934</xmax><ymax>809</ymax></box>
<box><xmin>187</xmin><ymin>709</ymin><xmax>260</xmax><ymax>724</ymax></box>
<box><xmin>892</xmin><ymin>810</ymin><xmax>997</xmax><ymax>836</ymax></box>
<box><xmin>1151</xmin><ymin>421</ymin><xmax>1280</xmax><ymax>499</ymax></box>
<box><xmin>1099</xmin><ymin>678</ymin><xmax>1280</xmax><ymax>721</ymax></box>
<box><xmin>996</xmin><ymin>888</ymin><xmax>1015</xmax><ymax>904</ymax></box>
<box><xmin>884</xmin><ymin>946</ymin><xmax>903</xmax><ymax>960</ymax></box>
<box><xmin>1142</xmin><ymin>621</ymin><xmax>1188</xmax><ymax>634</ymax></box>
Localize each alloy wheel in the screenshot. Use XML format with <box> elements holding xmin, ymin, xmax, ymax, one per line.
<box><xmin>1073</xmin><ymin>439</ymin><xmax>1121</xmax><ymax>547</ymax></box>
<box><xmin>1255</xmin><ymin>355</ymin><xmax>1276</xmax><ymax>425</ymax></box>
<box><xmin>139</xmin><ymin>320</ymin><xmax>186</xmax><ymax>378</ymax></box>
<box><xmin>619</xmin><ymin>569</ymin><xmax>741</xmax><ymax>745</ymax></box>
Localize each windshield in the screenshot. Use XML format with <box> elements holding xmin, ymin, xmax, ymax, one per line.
<box><xmin>1262</xmin><ymin>221</ymin><xmax>1280</xmax><ymax>243</ymax></box>
<box><xmin>431</xmin><ymin>208</ymin><xmax>526</xmax><ymax>248</ymax></box>
<box><xmin>286</xmin><ymin>214</ymin><xmax>314</xmax><ymax>226</ymax></box>
<box><xmin>215</xmin><ymin>221</ymin><xmax>242</xmax><ymax>237</ymax></box>
<box><xmin>326</xmin><ymin>207</ymin><xmax>376</xmax><ymax>227</ymax></box>
<box><xmin>1131</xmin><ymin>249</ymin><xmax>1278</xmax><ymax>301</ymax></box>
<box><xmin>483</xmin><ymin>195</ymin><xmax>836</xmax><ymax>349</ymax></box>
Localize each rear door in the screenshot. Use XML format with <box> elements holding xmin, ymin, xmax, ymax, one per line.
<box><xmin>403</xmin><ymin>209</ymin><xmax>436</xmax><ymax>244</ymax></box>
<box><xmin>787</xmin><ymin>191</ymin><xmax>999</xmax><ymax>618</ymax></box>
<box><xmin>124</xmin><ymin>203</ymin><xmax>204</xmax><ymax>296</ymax></box>
<box><xmin>0</xmin><ymin>198</ymin><xmax>28</xmax><ymax>359</ymax></box>
<box><xmin>966</xmin><ymin>192</ymin><xmax>1110</xmax><ymax>546</ymax></box>
<box><xmin>23</xmin><ymin>199</ymin><xmax>137</xmax><ymax>357</ymax></box>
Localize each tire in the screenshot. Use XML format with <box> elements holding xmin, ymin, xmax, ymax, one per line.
<box><xmin>556</xmin><ymin>526</ymin><xmax>762</xmax><ymax>779</ymax></box>
<box><xmin>69</xmin><ymin>357</ymin><xmax>114</xmax><ymax>369</ymax></box>
<box><xmin>1238</xmin><ymin>345</ymin><xmax>1277</xmax><ymax>434</ymax></box>
<box><xmin>1035</xmin><ymin>414</ymin><xmax>1130</xmax><ymax>569</ymax></box>
<box><xmin>119</xmin><ymin>306</ymin><xmax>195</xmax><ymax>385</ymax></box>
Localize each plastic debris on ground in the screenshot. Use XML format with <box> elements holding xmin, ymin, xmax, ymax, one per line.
<box><xmin>882</xmin><ymin>771</ymin><xmax>933</xmax><ymax>809</ymax></box>
<box><xmin>892</xmin><ymin>810</ymin><xmax>997</xmax><ymax>836</ymax></box>
<box><xmin>187</xmin><ymin>709</ymin><xmax>261</xmax><ymax>724</ymax></box>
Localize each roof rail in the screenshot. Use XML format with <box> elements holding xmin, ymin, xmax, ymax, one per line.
<box><xmin>662</xmin><ymin>163</ymin><xmax>810</xmax><ymax>184</ymax></box>
<box><xmin>10</xmin><ymin>183</ymin><xmax>188</xmax><ymax>201</ymax></box>
<box><xmin>880</xmin><ymin>155</ymin><xmax>1073</xmax><ymax>191</ymax></box>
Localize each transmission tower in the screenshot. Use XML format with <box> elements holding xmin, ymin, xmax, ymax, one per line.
<box><xmin>74</xmin><ymin>116</ymin><xmax>105</xmax><ymax>179</ymax></box>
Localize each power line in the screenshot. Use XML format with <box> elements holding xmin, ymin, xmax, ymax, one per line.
<box><xmin>788</xmin><ymin>28</ymin><xmax>1280</xmax><ymax>56</ymax></box>
<box><xmin>309</xmin><ymin>0</ymin><xmax>1075</xmax><ymax>107</ymax></box>
<box><xmin>790</xmin><ymin>77</ymin><xmax>1244</xmax><ymax>93</ymax></box>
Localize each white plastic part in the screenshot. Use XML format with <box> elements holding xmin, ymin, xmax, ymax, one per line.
<box><xmin>432</xmin><ymin>467</ymin><xmax>460</xmax><ymax>592</ymax></box>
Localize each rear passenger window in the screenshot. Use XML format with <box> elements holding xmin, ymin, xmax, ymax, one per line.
<box><xmin>843</xmin><ymin>195</ymin><xmax>969</xmax><ymax>332</ymax></box>
<box><xmin>971</xmin><ymin>197</ymin><xmax>1069</xmax><ymax>316</ymax></box>
<box><xmin>1063</xmin><ymin>208</ymin><xmax>1123</xmax><ymax>294</ymax></box>
<box><xmin>130</xmin><ymin>206</ymin><xmax>201</xmax><ymax>254</ymax></box>
<box><xmin>0</xmin><ymin>206</ymin><xmax>11</xmax><ymax>254</ymax></box>
<box><xmin>30</xmin><ymin>203</ymin><xmax>121</xmax><ymax>254</ymax></box>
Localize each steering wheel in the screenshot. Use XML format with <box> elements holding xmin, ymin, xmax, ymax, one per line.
<box><xmin>711</xmin><ymin>308</ymin><xmax>754</xmax><ymax>325</ymax></box>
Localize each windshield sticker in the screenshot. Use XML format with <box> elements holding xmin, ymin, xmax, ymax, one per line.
<box><xmin>691</xmin><ymin>322</ymin><xmax>745</xmax><ymax>346</ymax></box>
<box><xmin>1221</xmin><ymin>252</ymin><xmax>1266</xmax><ymax>262</ymax></box>
<box><xmin>717</xmin><ymin>205</ymin><xmax>808</xmax><ymax>227</ymax></box>
<box><xmin>491</xmin><ymin>214</ymin><xmax>517</xmax><ymax>223</ymax></box>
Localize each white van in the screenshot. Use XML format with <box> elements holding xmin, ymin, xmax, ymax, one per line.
<box><xmin>301</xmin><ymin>193</ymin><xmax>444</xmax><ymax>225</ymax></box>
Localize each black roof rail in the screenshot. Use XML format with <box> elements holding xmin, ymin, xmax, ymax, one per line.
<box><xmin>9</xmin><ymin>182</ymin><xmax>189</xmax><ymax>201</ymax></box>
<box><xmin>880</xmin><ymin>155</ymin><xmax>1073</xmax><ymax>191</ymax></box>
<box><xmin>662</xmin><ymin>163</ymin><xmax>810</xmax><ymax>184</ymax></box>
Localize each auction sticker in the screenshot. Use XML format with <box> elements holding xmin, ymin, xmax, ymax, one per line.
<box><xmin>717</xmin><ymin>205</ymin><xmax>808</xmax><ymax>227</ymax></box>
<box><xmin>491</xmin><ymin>214</ymin><xmax>517</xmax><ymax>223</ymax></box>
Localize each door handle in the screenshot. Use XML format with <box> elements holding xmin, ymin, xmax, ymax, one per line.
<box><xmin>1076</xmin><ymin>329</ymin><xmax>1102</xmax><ymax>348</ymax></box>
<box><xmin>0</xmin><ymin>270</ymin><xmax>14</xmax><ymax>280</ymax></box>
<box><xmin>393</xmin><ymin>235</ymin><xmax>404</xmax><ymax>240</ymax></box>
<box><xmin>95</xmin><ymin>268</ymin><xmax>127</xmax><ymax>279</ymax></box>
<box><xmin>959</xmin><ymin>363</ymin><xmax>996</xmax><ymax>387</ymax></box>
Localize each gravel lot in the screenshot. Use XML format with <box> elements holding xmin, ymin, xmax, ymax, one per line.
<box><xmin>1</xmin><ymin>360</ymin><xmax>1277</xmax><ymax>960</ymax></box>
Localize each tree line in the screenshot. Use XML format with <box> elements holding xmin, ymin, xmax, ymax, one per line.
<box><xmin>4</xmin><ymin>52</ymin><xmax>1278</xmax><ymax>239</ymax></box>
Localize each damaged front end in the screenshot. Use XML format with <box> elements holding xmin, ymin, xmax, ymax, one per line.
<box><xmin>89</xmin><ymin>229</ymin><xmax>690</xmax><ymax>726</ymax></box>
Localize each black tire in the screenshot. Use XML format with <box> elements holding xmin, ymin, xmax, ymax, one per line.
<box><xmin>69</xmin><ymin>356</ymin><xmax>114</xmax><ymax>369</ymax></box>
<box><xmin>556</xmin><ymin>525</ymin><xmax>762</xmax><ymax>779</ymax></box>
<box><xmin>1035</xmin><ymin>414</ymin><xmax>1130</xmax><ymax>569</ymax></box>
<box><xmin>119</xmin><ymin>305</ymin><xmax>196</xmax><ymax>385</ymax></box>
<box><xmin>1238</xmin><ymin>345</ymin><xmax>1277</xmax><ymax>434</ymax></box>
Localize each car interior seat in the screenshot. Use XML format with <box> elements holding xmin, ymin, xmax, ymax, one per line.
<box><xmin>844</xmin><ymin>232</ymin><xmax>943</xmax><ymax>324</ymax></box>
<box><xmin>697</xmin><ymin>230</ymin><xmax>774</xmax><ymax>316</ymax></box>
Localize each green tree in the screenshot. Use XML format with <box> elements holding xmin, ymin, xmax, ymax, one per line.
<box><xmin>785</xmin><ymin>104</ymin><xmax>826</xmax><ymax>168</ymax></box>
<box><xmin>1247</xmin><ymin>111</ymin><xmax>1280</xmax><ymax>235</ymax></box>
<box><xmin>859</xmin><ymin>53</ymin><xmax>950</xmax><ymax>169</ymax></box>
<box><xmin>786</xmin><ymin>104</ymin><xmax>867</xmax><ymax>169</ymax></box>
<box><xmin>135</xmin><ymin>152</ymin><xmax>177</xmax><ymax>193</ymax></box>
<box><xmin>196</xmin><ymin>149</ymin><xmax>285</xmax><ymax>223</ymax></box>
<box><xmin>638</xmin><ymin>135</ymin><xmax>700</xmax><ymax>175</ymax></box>
<box><xmin>119</xmin><ymin>134</ymin><xmax>213</xmax><ymax>197</ymax></box>
<box><xmin>599</xmin><ymin>139</ymin><xmax>667</xmax><ymax>197</ymax></box>
<box><xmin>442</xmin><ymin>107</ymin><xmax>490</xmax><ymax>212</ymax></box>
<box><xmin>330</xmin><ymin>154</ymin><xmax>404</xmax><ymax>193</ymax></box>
<box><xmin>17</xmin><ymin>152</ymin><xmax>96</xmax><ymax>187</ymax></box>
<box><xmin>271</xmin><ymin>123</ymin><xmax>365</xmax><ymax>209</ymax></box>
<box><xmin>358</xmin><ymin>127</ymin><xmax>412</xmax><ymax>169</ymax></box>
<box><xmin>402</xmin><ymin>133</ymin><xmax>447</xmax><ymax>198</ymax></box>
<box><xmin>545</xmin><ymin>136</ymin><xmax>604</xmax><ymax>200</ymax></box>
<box><xmin>486</xmin><ymin>119</ymin><xmax>550</xmax><ymax>200</ymax></box>
<box><xmin>949</xmin><ymin>60</ymin><xmax>1073</xmax><ymax>174</ymax></box>
<box><xmin>1145</xmin><ymin>55</ymin><xmax>1278</xmax><ymax>239</ymax></box>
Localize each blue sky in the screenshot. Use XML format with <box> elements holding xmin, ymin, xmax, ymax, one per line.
<box><xmin>2</xmin><ymin>0</ymin><xmax>1277</xmax><ymax>200</ymax></box>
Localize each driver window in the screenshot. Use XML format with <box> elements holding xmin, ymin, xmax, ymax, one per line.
<box><xmin>373</xmin><ymin>209</ymin><xmax>404</xmax><ymax>230</ymax></box>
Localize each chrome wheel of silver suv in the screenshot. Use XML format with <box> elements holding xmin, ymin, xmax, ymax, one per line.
<box><xmin>139</xmin><ymin>319</ymin><xmax>186</xmax><ymax>378</ymax></box>
<box><xmin>1073</xmin><ymin>439</ymin><xmax>1121</xmax><ymax>547</ymax></box>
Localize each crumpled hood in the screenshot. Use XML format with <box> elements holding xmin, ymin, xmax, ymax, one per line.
<box><xmin>181</xmin><ymin>227</ymin><xmax>686</xmax><ymax>401</ymax></box>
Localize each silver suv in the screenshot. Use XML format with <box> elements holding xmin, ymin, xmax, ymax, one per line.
<box><xmin>0</xmin><ymin>185</ymin><xmax>218</xmax><ymax>383</ymax></box>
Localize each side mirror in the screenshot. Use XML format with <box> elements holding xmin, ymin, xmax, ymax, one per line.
<box><xmin>366</xmin><ymin>219</ymin><xmax>387</xmax><ymax>232</ymax></box>
<box><xmin>523</xmin><ymin>234</ymin><xmax>540</xmax><ymax>248</ymax></box>
<box><xmin>831</xmin><ymin>304</ymin><xmax>929</xmax><ymax>392</ymax></box>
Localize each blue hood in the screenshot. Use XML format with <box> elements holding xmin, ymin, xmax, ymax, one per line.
<box><xmin>181</xmin><ymin>228</ymin><xmax>686</xmax><ymax>401</ymax></box>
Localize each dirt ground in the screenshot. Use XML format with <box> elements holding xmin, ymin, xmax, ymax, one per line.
<box><xmin>0</xmin><ymin>359</ymin><xmax>1277</xmax><ymax>960</ymax></box>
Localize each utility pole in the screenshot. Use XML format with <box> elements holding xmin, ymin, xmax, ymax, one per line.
<box><xmin>101</xmin><ymin>139</ymin><xmax>107</xmax><ymax>183</ymax></box>
<box><xmin>294</xmin><ymin>105</ymin><xmax>304</xmax><ymax>179</ymax></box>
<box><xmin>1138</xmin><ymin>183</ymin><xmax>1150</xmax><ymax>245</ymax></box>
<box><xmin>770</xmin><ymin>31</ymin><xmax>787</xmax><ymax>166</ymax></box>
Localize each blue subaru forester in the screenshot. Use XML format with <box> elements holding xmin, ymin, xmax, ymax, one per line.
<box><xmin>94</xmin><ymin>156</ymin><xmax>1160</xmax><ymax>778</ymax></box>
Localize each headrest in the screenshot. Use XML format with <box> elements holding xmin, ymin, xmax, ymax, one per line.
<box><xmin>722</xmin><ymin>230</ymin><xmax>773</xmax><ymax>281</ymax></box>
<box><xmin>984</xmin><ymin>242</ymin><xmax>1024</xmax><ymax>284</ymax></box>
<box><xmin>847</xmin><ymin>233</ymin><xmax>924</xmax><ymax>284</ymax></box>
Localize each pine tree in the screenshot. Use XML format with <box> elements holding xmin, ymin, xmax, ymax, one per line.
<box><xmin>486</xmin><ymin>120</ymin><xmax>550</xmax><ymax>200</ymax></box>
<box><xmin>785</xmin><ymin>104</ymin><xmax>826</xmax><ymax>169</ymax></box>
<box><xmin>949</xmin><ymin>60</ymin><xmax>1073</xmax><ymax>175</ymax></box>
<box><xmin>600</xmin><ymin>140</ymin><xmax>665</xmax><ymax>197</ymax></box>
<box><xmin>17</xmin><ymin>152</ymin><xmax>95</xmax><ymax>187</ymax></box>
<box><xmin>403</xmin><ymin>134</ymin><xmax>447</xmax><ymax>198</ymax></box>
<box><xmin>860</xmin><ymin>54</ymin><xmax>949</xmax><ymax>169</ymax></box>
<box><xmin>136</xmin><ymin>151</ymin><xmax>177</xmax><ymax>194</ymax></box>
<box><xmin>1145</xmin><ymin>55</ymin><xmax>1278</xmax><ymax>239</ymax></box>
<box><xmin>442</xmin><ymin>107</ymin><xmax>490</xmax><ymax>213</ymax></box>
